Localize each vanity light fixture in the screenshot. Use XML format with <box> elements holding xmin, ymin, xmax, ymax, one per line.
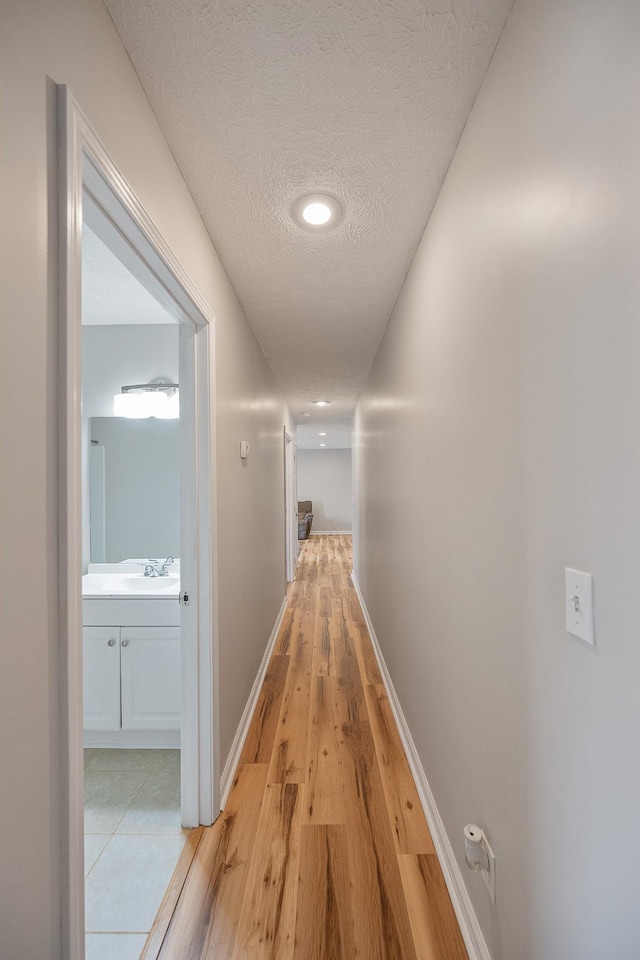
<box><xmin>291</xmin><ymin>193</ymin><xmax>342</xmax><ymax>233</ymax></box>
<box><xmin>114</xmin><ymin>378</ymin><xmax>179</xmax><ymax>419</ymax></box>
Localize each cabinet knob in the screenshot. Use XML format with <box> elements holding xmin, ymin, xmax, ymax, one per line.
<box><xmin>121</xmin><ymin>639</ymin><xmax>129</xmax><ymax>648</ymax></box>
<box><xmin>107</xmin><ymin>638</ymin><xmax>116</xmax><ymax>647</ymax></box>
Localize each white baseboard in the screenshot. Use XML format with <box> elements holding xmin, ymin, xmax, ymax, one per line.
<box><xmin>309</xmin><ymin>530</ymin><xmax>352</xmax><ymax>535</ymax></box>
<box><xmin>84</xmin><ymin>730</ymin><xmax>180</xmax><ymax>749</ymax></box>
<box><xmin>351</xmin><ymin>573</ymin><xmax>492</xmax><ymax>960</ymax></box>
<box><xmin>219</xmin><ymin>595</ymin><xmax>288</xmax><ymax>808</ymax></box>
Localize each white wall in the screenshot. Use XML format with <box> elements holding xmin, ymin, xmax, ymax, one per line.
<box><xmin>297</xmin><ymin>448</ymin><xmax>352</xmax><ymax>532</ymax></box>
<box><xmin>354</xmin><ymin>1</ymin><xmax>640</xmax><ymax>957</ymax></box>
<box><xmin>82</xmin><ymin>324</ymin><xmax>179</xmax><ymax>566</ymax></box>
<box><xmin>0</xmin><ymin>3</ymin><xmax>292</xmax><ymax>956</ymax></box>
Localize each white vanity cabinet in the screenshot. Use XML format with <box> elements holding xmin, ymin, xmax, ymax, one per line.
<box><xmin>83</xmin><ymin>626</ymin><xmax>180</xmax><ymax>735</ymax></box>
<box><xmin>82</xmin><ymin>596</ymin><xmax>181</xmax><ymax>747</ymax></box>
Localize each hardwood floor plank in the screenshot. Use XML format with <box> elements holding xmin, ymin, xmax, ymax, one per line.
<box><xmin>398</xmin><ymin>854</ymin><xmax>469</xmax><ymax>960</ymax></box>
<box><xmin>333</xmin><ymin>610</ymin><xmax>366</xmax><ymax>723</ymax></box>
<box><xmin>273</xmin><ymin>604</ymin><xmax>299</xmax><ymax>657</ymax></box>
<box><xmin>158</xmin><ymin>764</ymin><xmax>269</xmax><ymax>960</ymax></box>
<box><xmin>349</xmin><ymin>617</ymin><xmax>384</xmax><ymax>686</ymax></box>
<box><xmin>293</xmin><ymin>824</ymin><xmax>355</xmax><ymax>960</ymax></box>
<box><xmin>231</xmin><ymin>782</ymin><xmax>303</xmax><ymax>960</ymax></box>
<box><xmin>290</xmin><ymin>608</ymin><xmax>314</xmax><ymax>673</ymax></box>
<box><xmin>340</xmin><ymin>719</ymin><xmax>418</xmax><ymax>960</ymax></box>
<box><xmin>240</xmin><ymin>655</ymin><xmax>289</xmax><ymax>765</ymax></box>
<box><xmin>319</xmin><ymin>583</ymin><xmax>332</xmax><ymax>618</ymax></box>
<box><xmin>364</xmin><ymin>683</ymin><xmax>436</xmax><ymax>855</ymax></box>
<box><xmin>268</xmin><ymin>634</ymin><xmax>312</xmax><ymax>783</ymax></box>
<box><xmin>304</xmin><ymin>675</ymin><xmax>345</xmax><ymax>825</ymax></box>
<box><xmin>312</xmin><ymin>611</ymin><xmax>333</xmax><ymax>677</ymax></box>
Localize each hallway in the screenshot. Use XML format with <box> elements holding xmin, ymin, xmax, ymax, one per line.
<box><xmin>145</xmin><ymin>535</ymin><xmax>468</xmax><ymax>959</ymax></box>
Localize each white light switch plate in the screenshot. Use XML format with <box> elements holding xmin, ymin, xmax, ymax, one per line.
<box><xmin>565</xmin><ymin>568</ymin><xmax>595</xmax><ymax>646</ymax></box>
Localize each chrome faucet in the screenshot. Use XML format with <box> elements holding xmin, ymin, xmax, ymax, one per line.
<box><xmin>142</xmin><ymin>556</ymin><xmax>175</xmax><ymax>577</ymax></box>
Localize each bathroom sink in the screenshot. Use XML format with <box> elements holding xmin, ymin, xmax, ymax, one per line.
<box><xmin>82</xmin><ymin>573</ymin><xmax>180</xmax><ymax>598</ymax></box>
<box><xmin>110</xmin><ymin>575</ymin><xmax>180</xmax><ymax>594</ymax></box>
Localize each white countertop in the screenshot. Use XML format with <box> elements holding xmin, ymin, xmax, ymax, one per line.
<box><xmin>82</xmin><ymin>573</ymin><xmax>180</xmax><ymax>599</ymax></box>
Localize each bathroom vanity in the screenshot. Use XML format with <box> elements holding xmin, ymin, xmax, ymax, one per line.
<box><xmin>82</xmin><ymin>564</ymin><xmax>181</xmax><ymax>748</ymax></box>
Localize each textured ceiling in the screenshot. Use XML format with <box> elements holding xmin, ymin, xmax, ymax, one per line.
<box><xmin>82</xmin><ymin>224</ymin><xmax>174</xmax><ymax>325</ymax></box>
<box><xmin>104</xmin><ymin>0</ymin><xmax>512</xmax><ymax>423</ymax></box>
<box><xmin>297</xmin><ymin>420</ymin><xmax>352</xmax><ymax>450</ymax></box>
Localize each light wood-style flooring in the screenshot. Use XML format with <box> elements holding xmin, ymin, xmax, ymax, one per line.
<box><xmin>143</xmin><ymin>535</ymin><xmax>468</xmax><ymax>960</ymax></box>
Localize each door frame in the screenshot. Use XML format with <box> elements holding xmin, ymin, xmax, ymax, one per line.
<box><xmin>58</xmin><ymin>86</ymin><xmax>219</xmax><ymax>958</ymax></box>
<box><xmin>284</xmin><ymin>429</ymin><xmax>298</xmax><ymax>582</ymax></box>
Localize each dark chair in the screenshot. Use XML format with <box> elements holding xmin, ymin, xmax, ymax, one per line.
<box><xmin>298</xmin><ymin>500</ymin><xmax>313</xmax><ymax>540</ymax></box>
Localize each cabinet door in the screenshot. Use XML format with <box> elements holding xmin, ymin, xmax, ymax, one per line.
<box><xmin>120</xmin><ymin>627</ymin><xmax>181</xmax><ymax>730</ymax></box>
<box><xmin>83</xmin><ymin>627</ymin><xmax>121</xmax><ymax>731</ymax></box>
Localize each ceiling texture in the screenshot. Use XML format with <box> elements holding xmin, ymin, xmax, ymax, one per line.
<box><xmin>104</xmin><ymin>0</ymin><xmax>512</xmax><ymax>434</ymax></box>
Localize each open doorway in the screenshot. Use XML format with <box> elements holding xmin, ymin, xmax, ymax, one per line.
<box><xmin>58</xmin><ymin>87</ymin><xmax>218</xmax><ymax>959</ymax></box>
<box><xmin>81</xmin><ymin>216</ymin><xmax>184</xmax><ymax>953</ymax></box>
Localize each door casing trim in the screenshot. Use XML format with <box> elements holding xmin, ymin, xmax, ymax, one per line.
<box><xmin>57</xmin><ymin>84</ymin><xmax>219</xmax><ymax>959</ymax></box>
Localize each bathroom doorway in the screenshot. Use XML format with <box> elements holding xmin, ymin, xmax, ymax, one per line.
<box><xmin>81</xmin><ymin>216</ymin><xmax>184</xmax><ymax>955</ymax></box>
<box><xmin>58</xmin><ymin>87</ymin><xmax>218</xmax><ymax>959</ymax></box>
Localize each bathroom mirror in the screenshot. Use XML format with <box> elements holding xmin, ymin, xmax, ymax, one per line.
<box><xmin>89</xmin><ymin>417</ymin><xmax>180</xmax><ymax>562</ymax></box>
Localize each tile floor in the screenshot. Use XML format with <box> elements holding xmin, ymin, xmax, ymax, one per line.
<box><xmin>84</xmin><ymin>748</ymin><xmax>186</xmax><ymax>960</ymax></box>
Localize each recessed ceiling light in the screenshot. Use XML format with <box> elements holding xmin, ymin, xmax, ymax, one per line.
<box><xmin>320</xmin><ymin>443</ymin><xmax>326</xmax><ymax>447</ymax></box>
<box><xmin>292</xmin><ymin>193</ymin><xmax>342</xmax><ymax>232</ymax></box>
<box><xmin>303</xmin><ymin>202</ymin><xmax>331</xmax><ymax>225</ymax></box>
<box><xmin>319</xmin><ymin>432</ymin><xmax>327</xmax><ymax>436</ymax></box>
<box><xmin>312</xmin><ymin>400</ymin><xmax>330</xmax><ymax>406</ymax></box>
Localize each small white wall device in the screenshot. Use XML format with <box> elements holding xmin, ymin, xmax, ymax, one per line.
<box><xmin>464</xmin><ymin>823</ymin><xmax>496</xmax><ymax>903</ymax></box>
<box><xmin>240</xmin><ymin>440</ymin><xmax>250</xmax><ymax>459</ymax></box>
<box><xmin>565</xmin><ymin>567</ymin><xmax>595</xmax><ymax>646</ymax></box>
